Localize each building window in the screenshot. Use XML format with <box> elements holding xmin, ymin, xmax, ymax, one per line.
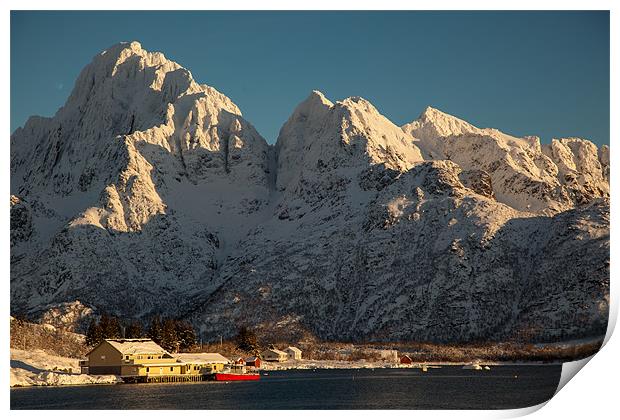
<box><xmin>125</xmin><ymin>355</ymin><xmax>129</xmax><ymax>360</ymax></box>
<box><xmin>146</xmin><ymin>367</ymin><xmax>150</xmax><ymax>373</ymax></box>
<box><xmin>170</xmin><ymin>367</ymin><xmax>174</xmax><ymax>372</ymax></box>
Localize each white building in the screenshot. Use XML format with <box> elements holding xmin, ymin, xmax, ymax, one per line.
<box><xmin>375</xmin><ymin>349</ymin><xmax>398</xmax><ymax>363</ymax></box>
<box><xmin>261</xmin><ymin>348</ymin><xmax>288</xmax><ymax>362</ymax></box>
<box><xmin>285</xmin><ymin>346</ymin><xmax>302</xmax><ymax>360</ymax></box>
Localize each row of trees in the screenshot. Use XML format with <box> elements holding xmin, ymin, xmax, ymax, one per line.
<box><xmin>86</xmin><ymin>317</ymin><xmax>264</xmax><ymax>355</ymax></box>
<box><xmin>235</xmin><ymin>326</ymin><xmax>259</xmax><ymax>354</ymax></box>
<box><xmin>147</xmin><ymin>315</ymin><xmax>197</xmax><ymax>352</ymax></box>
<box><xmin>85</xmin><ymin>314</ymin><xmax>128</xmax><ymax>346</ymax></box>
<box><xmin>85</xmin><ymin>314</ymin><xmax>197</xmax><ymax>352</ymax></box>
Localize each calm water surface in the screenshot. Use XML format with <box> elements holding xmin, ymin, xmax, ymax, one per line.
<box><xmin>11</xmin><ymin>365</ymin><xmax>562</xmax><ymax>410</ymax></box>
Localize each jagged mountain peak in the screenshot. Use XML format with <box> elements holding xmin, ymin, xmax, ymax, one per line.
<box><xmin>11</xmin><ymin>41</ymin><xmax>268</xmax><ymax>198</ymax></box>
<box><xmin>102</xmin><ymin>40</ymin><xmax>142</xmax><ymax>53</ymax></box>
<box><xmin>338</xmin><ymin>95</ymin><xmax>374</xmax><ymax>107</ymax></box>
<box><xmin>550</xmin><ymin>136</ymin><xmax>598</xmax><ymax>151</ymax></box>
<box><xmin>67</xmin><ymin>41</ymin><xmax>238</xmax><ymax>118</ymax></box>
<box><xmin>542</xmin><ymin>137</ymin><xmax>609</xmax><ymax>195</ymax></box>
<box><xmin>544</xmin><ymin>137</ymin><xmax>603</xmax><ymax>170</ymax></box>
<box><xmin>93</xmin><ymin>40</ymin><xmax>188</xmax><ymax>84</ymax></box>
<box><xmin>97</xmin><ymin>40</ymin><xmax>149</xmax><ymax>64</ymax></box>
<box><xmin>307</xmin><ymin>90</ymin><xmax>334</xmax><ymax>107</ymax></box>
<box><xmin>402</xmin><ymin>105</ymin><xmax>609</xmax><ymax>213</ymax></box>
<box><xmin>335</xmin><ymin>95</ymin><xmax>387</xmax><ymax>122</ymax></box>
<box><xmin>288</xmin><ymin>90</ymin><xmax>334</xmax><ymax>122</ymax></box>
<box><xmin>405</xmin><ymin>105</ymin><xmax>485</xmax><ymax>139</ymax></box>
<box><xmin>418</xmin><ymin>105</ymin><xmax>453</xmax><ymax>121</ymax></box>
<box><xmin>275</xmin><ymin>91</ymin><xmax>423</xmax><ymax>191</ymax></box>
<box><xmin>10</xmin><ymin>41</ymin><xmax>277</xmax><ymax>321</ymax></box>
<box><xmin>290</xmin><ymin>91</ymin><xmax>402</xmax><ymax>132</ymax></box>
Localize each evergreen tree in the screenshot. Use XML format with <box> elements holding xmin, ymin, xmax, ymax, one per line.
<box><xmin>125</xmin><ymin>320</ymin><xmax>143</xmax><ymax>338</ymax></box>
<box><xmin>175</xmin><ymin>320</ymin><xmax>197</xmax><ymax>351</ymax></box>
<box><xmin>99</xmin><ymin>314</ymin><xmax>121</xmax><ymax>339</ymax></box>
<box><xmin>161</xmin><ymin>319</ymin><xmax>179</xmax><ymax>352</ymax></box>
<box><xmin>85</xmin><ymin>318</ymin><xmax>103</xmax><ymax>346</ymax></box>
<box><xmin>147</xmin><ymin>315</ymin><xmax>163</xmax><ymax>345</ymax></box>
<box><xmin>235</xmin><ymin>326</ymin><xmax>258</xmax><ymax>354</ymax></box>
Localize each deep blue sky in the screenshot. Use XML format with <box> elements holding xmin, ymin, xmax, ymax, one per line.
<box><xmin>11</xmin><ymin>11</ymin><xmax>609</xmax><ymax>145</ymax></box>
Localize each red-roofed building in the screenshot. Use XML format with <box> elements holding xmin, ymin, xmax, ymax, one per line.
<box><xmin>245</xmin><ymin>356</ymin><xmax>261</xmax><ymax>368</ymax></box>
<box><xmin>400</xmin><ymin>355</ymin><xmax>413</xmax><ymax>364</ymax></box>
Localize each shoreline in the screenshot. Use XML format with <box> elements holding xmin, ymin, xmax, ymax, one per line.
<box><xmin>260</xmin><ymin>359</ymin><xmax>563</xmax><ymax>371</ymax></box>
<box><xmin>10</xmin><ymin>343</ymin><xmax>574</xmax><ymax>389</ymax></box>
<box><xmin>10</xmin><ymin>360</ymin><xmax>564</xmax><ymax>389</ymax></box>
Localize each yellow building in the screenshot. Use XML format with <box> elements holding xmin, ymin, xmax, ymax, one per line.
<box><xmin>173</xmin><ymin>352</ymin><xmax>231</xmax><ymax>374</ymax></box>
<box><xmin>81</xmin><ymin>338</ymin><xmax>184</xmax><ymax>376</ymax></box>
<box><xmin>81</xmin><ymin>339</ymin><xmax>231</xmax><ymax>382</ymax></box>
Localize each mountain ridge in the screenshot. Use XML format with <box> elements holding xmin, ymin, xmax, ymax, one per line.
<box><xmin>10</xmin><ymin>42</ymin><xmax>609</xmax><ymax>344</ymax></box>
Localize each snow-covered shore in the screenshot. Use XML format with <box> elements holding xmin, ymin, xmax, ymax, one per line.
<box><xmin>9</xmin><ymin>348</ymin><xmax>563</xmax><ymax>388</ymax></box>
<box><xmin>261</xmin><ymin>359</ymin><xmax>412</xmax><ymax>371</ymax></box>
<box><xmin>260</xmin><ymin>359</ymin><xmax>560</xmax><ymax>371</ymax></box>
<box><xmin>10</xmin><ymin>349</ymin><xmax>120</xmax><ymax>387</ymax></box>
<box><xmin>261</xmin><ymin>359</ymin><xmax>457</xmax><ymax>371</ymax></box>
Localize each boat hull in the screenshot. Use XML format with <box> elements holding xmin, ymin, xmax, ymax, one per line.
<box><xmin>213</xmin><ymin>373</ymin><xmax>260</xmax><ymax>381</ymax></box>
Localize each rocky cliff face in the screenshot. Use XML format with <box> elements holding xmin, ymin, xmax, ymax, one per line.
<box><xmin>11</xmin><ymin>42</ymin><xmax>609</xmax><ymax>343</ymax></box>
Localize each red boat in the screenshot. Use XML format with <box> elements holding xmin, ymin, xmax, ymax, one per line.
<box><xmin>212</xmin><ymin>364</ymin><xmax>260</xmax><ymax>381</ymax></box>
<box><xmin>213</xmin><ymin>372</ymin><xmax>260</xmax><ymax>381</ymax></box>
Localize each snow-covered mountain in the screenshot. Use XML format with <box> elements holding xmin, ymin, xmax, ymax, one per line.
<box><xmin>403</xmin><ymin>107</ymin><xmax>609</xmax><ymax>214</ymax></box>
<box><xmin>11</xmin><ymin>41</ymin><xmax>272</xmax><ymax>320</ymax></box>
<box><xmin>11</xmin><ymin>42</ymin><xmax>609</xmax><ymax>344</ymax></box>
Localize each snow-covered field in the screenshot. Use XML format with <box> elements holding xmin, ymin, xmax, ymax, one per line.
<box><xmin>10</xmin><ymin>349</ymin><xmax>120</xmax><ymax>387</ymax></box>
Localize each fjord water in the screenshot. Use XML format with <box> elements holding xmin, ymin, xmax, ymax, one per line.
<box><xmin>11</xmin><ymin>366</ymin><xmax>561</xmax><ymax>410</ymax></box>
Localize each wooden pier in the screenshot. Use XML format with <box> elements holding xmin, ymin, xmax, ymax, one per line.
<box><xmin>122</xmin><ymin>374</ymin><xmax>208</xmax><ymax>384</ymax></box>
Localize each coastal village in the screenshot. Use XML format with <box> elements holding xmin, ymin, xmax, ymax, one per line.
<box><xmin>79</xmin><ymin>338</ymin><xmax>307</xmax><ymax>383</ymax></box>
<box><xmin>9</xmin><ymin>317</ymin><xmax>432</xmax><ymax>387</ymax></box>
<box><xmin>79</xmin><ymin>338</ymin><xmax>424</xmax><ymax>383</ymax></box>
<box><xmin>9</xmin><ymin>316</ymin><xmax>602</xmax><ymax>388</ymax></box>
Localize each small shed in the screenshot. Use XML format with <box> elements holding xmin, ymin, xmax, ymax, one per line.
<box><xmin>400</xmin><ymin>354</ymin><xmax>413</xmax><ymax>364</ymax></box>
<box><xmin>245</xmin><ymin>356</ymin><xmax>261</xmax><ymax>368</ymax></box>
<box><xmin>285</xmin><ymin>346</ymin><xmax>302</xmax><ymax>360</ymax></box>
<box><xmin>261</xmin><ymin>349</ymin><xmax>288</xmax><ymax>362</ymax></box>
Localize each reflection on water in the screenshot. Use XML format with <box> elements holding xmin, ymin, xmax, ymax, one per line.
<box><xmin>11</xmin><ymin>365</ymin><xmax>562</xmax><ymax>410</ymax></box>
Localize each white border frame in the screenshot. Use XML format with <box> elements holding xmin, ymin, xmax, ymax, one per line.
<box><xmin>2</xmin><ymin>2</ymin><xmax>617</xmax><ymax>419</ymax></box>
